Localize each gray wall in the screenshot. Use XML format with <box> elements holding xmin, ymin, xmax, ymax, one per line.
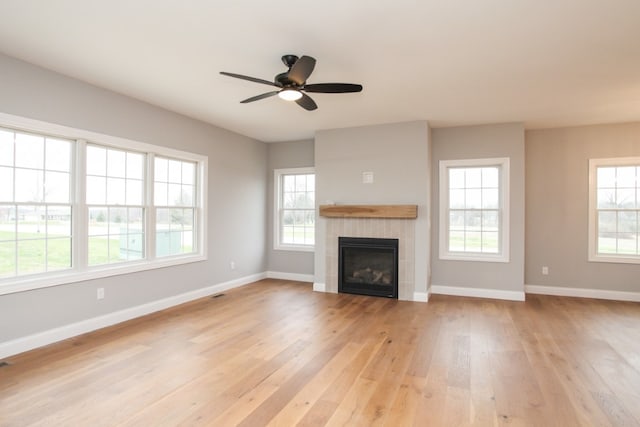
<box><xmin>0</xmin><ymin>53</ymin><xmax>268</xmax><ymax>342</ymax></box>
<box><xmin>431</xmin><ymin>123</ymin><xmax>525</xmax><ymax>293</ymax></box>
<box><xmin>266</xmin><ymin>140</ymin><xmax>315</xmax><ymax>276</ymax></box>
<box><xmin>526</xmin><ymin>123</ymin><xmax>640</xmax><ymax>291</ymax></box>
<box><xmin>314</xmin><ymin>121</ymin><xmax>431</xmax><ymax>294</ymax></box>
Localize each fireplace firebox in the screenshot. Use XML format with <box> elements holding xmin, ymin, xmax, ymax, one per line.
<box><xmin>338</xmin><ymin>237</ymin><xmax>398</xmax><ymax>299</ymax></box>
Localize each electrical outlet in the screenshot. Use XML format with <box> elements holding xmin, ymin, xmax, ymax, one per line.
<box><xmin>230</xmin><ymin>261</ymin><xmax>236</xmax><ymax>270</ymax></box>
<box><xmin>97</xmin><ymin>288</ymin><xmax>105</xmax><ymax>300</ymax></box>
<box><xmin>542</xmin><ymin>266</ymin><xmax>549</xmax><ymax>275</ymax></box>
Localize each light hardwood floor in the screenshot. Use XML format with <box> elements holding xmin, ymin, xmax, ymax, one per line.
<box><xmin>1</xmin><ymin>279</ymin><xmax>639</xmax><ymax>426</ymax></box>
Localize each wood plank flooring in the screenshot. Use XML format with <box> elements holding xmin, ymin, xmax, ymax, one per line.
<box><xmin>1</xmin><ymin>279</ymin><xmax>639</xmax><ymax>426</ymax></box>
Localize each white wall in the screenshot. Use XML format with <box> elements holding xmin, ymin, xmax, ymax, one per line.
<box><xmin>0</xmin><ymin>53</ymin><xmax>268</xmax><ymax>343</ymax></box>
<box><xmin>314</xmin><ymin>121</ymin><xmax>431</xmax><ymax>297</ymax></box>
<box><xmin>430</xmin><ymin>123</ymin><xmax>525</xmax><ymax>298</ymax></box>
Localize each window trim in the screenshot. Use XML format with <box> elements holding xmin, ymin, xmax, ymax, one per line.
<box><xmin>439</xmin><ymin>157</ymin><xmax>510</xmax><ymax>263</ymax></box>
<box><xmin>0</xmin><ymin>112</ymin><xmax>208</xmax><ymax>296</ymax></box>
<box><xmin>588</xmin><ymin>157</ymin><xmax>640</xmax><ymax>264</ymax></box>
<box><xmin>273</xmin><ymin>167</ymin><xmax>315</xmax><ymax>252</ymax></box>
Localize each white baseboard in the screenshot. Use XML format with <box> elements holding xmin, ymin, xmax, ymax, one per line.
<box><xmin>266</xmin><ymin>271</ymin><xmax>314</xmax><ymax>283</ymax></box>
<box><xmin>313</xmin><ymin>282</ymin><xmax>326</xmax><ymax>292</ymax></box>
<box><xmin>0</xmin><ymin>272</ymin><xmax>266</xmax><ymax>360</ymax></box>
<box><xmin>430</xmin><ymin>284</ymin><xmax>525</xmax><ymax>301</ymax></box>
<box><xmin>413</xmin><ymin>291</ymin><xmax>429</xmax><ymax>302</ymax></box>
<box><xmin>525</xmin><ymin>285</ymin><xmax>640</xmax><ymax>302</ymax></box>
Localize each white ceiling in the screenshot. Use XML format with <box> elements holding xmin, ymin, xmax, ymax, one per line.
<box><xmin>1</xmin><ymin>1</ymin><xmax>640</xmax><ymax>142</ymax></box>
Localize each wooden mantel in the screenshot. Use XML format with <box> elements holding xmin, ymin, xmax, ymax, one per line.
<box><xmin>319</xmin><ymin>204</ymin><xmax>417</xmax><ymax>219</ymax></box>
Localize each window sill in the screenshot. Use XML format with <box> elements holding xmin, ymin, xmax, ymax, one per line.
<box><xmin>588</xmin><ymin>254</ymin><xmax>640</xmax><ymax>265</ymax></box>
<box><xmin>274</xmin><ymin>244</ymin><xmax>315</xmax><ymax>253</ymax></box>
<box><xmin>439</xmin><ymin>252</ymin><xmax>509</xmax><ymax>263</ymax></box>
<box><xmin>0</xmin><ymin>254</ymin><xmax>207</xmax><ymax>296</ymax></box>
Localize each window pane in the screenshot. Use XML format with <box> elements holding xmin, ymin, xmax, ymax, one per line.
<box><xmin>0</xmin><ymin>130</ymin><xmax>14</xmax><ymax>166</ymax></box>
<box><xmin>48</xmin><ymin>206</ymin><xmax>71</xmax><ymax>236</ymax></box>
<box><xmin>449</xmin><ymin>189</ymin><xmax>465</xmax><ymax>209</ymax></box>
<box><xmin>86</xmin><ymin>176</ymin><xmax>106</xmax><ymax>204</ymax></box>
<box><xmin>181</xmin><ymin>185</ymin><xmax>194</xmax><ymax>206</ymax></box>
<box><xmin>126</xmin><ymin>152</ymin><xmax>144</xmax><ymax>180</ymax></box>
<box><xmin>155</xmin><ymin>157</ymin><xmax>168</xmax><ymax>182</ymax></box>
<box><xmin>126</xmin><ymin>179</ymin><xmax>143</xmax><ymax>205</ymax></box>
<box><xmin>618</xmin><ymin>211</ymin><xmax>638</xmax><ymax>233</ymax></box>
<box><xmin>465</xmin><ymin>231</ymin><xmax>482</xmax><ymax>252</ymax></box>
<box><xmin>168</xmin><ymin>160</ymin><xmax>181</xmax><ymax>182</ymax></box>
<box><xmin>15</xmin><ymin>169</ymin><xmax>44</xmax><ymax>202</ymax></box>
<box><xmin>0</xmin><ymin>209</ymin><xmax>15</xmax><ymax>241</ymax></box>
<box><xmin>88</xmin><ymin>236</ymin><xmax>110</xmax><ymax>265</ymax></box>
<box><xmin>482</xmin><ymin>189</ymin><xmax>499</xmax><ymax>209</ymax></box>
<box><xmin>597</xmin><ymin>167</ymin><xmax>616</xmax><ymax>188</ymax></box>
<box><xmin>306</xmin><ymin>175</ymin><xmax>315</xmax><ymax>192</ymax></box>
<box><xmin>465</xmin><ymin>211</ymin><xmax>481</xmax><ymax>230</ymax></box>
<box><xmin>449</xmin><ymin>210</ymin><xmax>465</xmax><ymax>230</ymax></box>
<box><xmin>88</xmin><ymin>207</ymin><xmax>108</xmax><ymax>235</ymax></box>
<box><xmin>107</xmin><ymin>150</ymin><xmax>126</xmax><ymax>178</ymax></box>
<box><xmin>0</xmin><ymin>167</ymin><xmax>13</xmax><ymax>201</ymax></box>
<box><xmin>46</xmin><ymin>138</ymin><xmax>71</xmax><ymax>172</ymax></box>
<box><xmin>15</xmin><ymin>133</ymin><xmax>44</xmax><ymax>169</ymax></box>
<box><xmin>154</xmin><ymin>182</ymin><xmax>168</xmax><ymax>205</ymax></box>
<box><xmin>182</xmin><ymin>162</ymin><xmax>195</xmax><ymax>185</ymax></box>
<box><xmin>482</xmin><ymin>232</ymin><xmax>499</xmax><ymax>253</ymax></box>
<box><xmin>449</xmin><ymin>230</ymin><xmax>465</xmax><ymax>252</ymax></box>
<box><xmin>616</xmin><ymin>188</ymin><xmax>636</xmax><ymax>208</ymax></box>
<box><xmin>295</xmin><ymin>175</ymin><xmax>306</xmax><ymax>191</ymax></box>
<box><xmin>465</xmin><ymin>168</ymin><xmax>481</xmax><ymax>188</ymax></box>
<box><xmin>47</xmin><ymin>237</ymin><xmax>71</xmax><ymax>271</ymax></box>
<box><xmin>449</xmin><ymin>169</ymin><xmax>465</xmax><ymax>189</ymax></box>
<box><xmin>466</xmin><ymin>189</ymin><xmax>481</xmax><ymax>209</ymax></box>
<box><xmin>616</xmin><ymin>166</ymin><xmax>636</xmax><ymax>188</ymax></box>
<box><xmin>168</xmin><ymin>183</ymin><xmax>182</xmax><ymax>206</ymax></box>
<box><xmin>0</xmin><ymin>240</ymin><xmax>16</xmax><ymax>277</ymax></box>
<box><xmin>106</xmin><ymin>178</ymin><xmax>126</xmax><ymax>205</ymax></box>
<box><xmin>598</xmin><ymin>211</ymin><xmax>616</xmax><ymax>233</ymax></box>
<box><xmin>482</xmin><ymin>167</ymin><xmax>499</xmax><ymax>188</ymax></box>
<box><xmin>45</xmin><ymin>171</ymin><xmax>70</xmax><ymax>203</ymax></box>
<box><xmin>598</xmin><ymin>232</ymin><xmax>617</xmax><ymax>254</ymax></box>
<box><xmin>17</xmin><ymin>238</ymin><xmax>46</xmax><ymax>275</ymax></box>
<box><xmin>86</xmin><ymin>145</ymin><xmax>106</xmax><ymax>175</ymax></box>
<box><xmin>283</xmin><ymin>175</ymin><xmax>295</xmax><ymax>192</ymax></box>
<box><xmin>482</xmin><ymin>211</ymin><xmax>499</xmax><ymax>231</ymax></box>
<box><xmin>597</xmin><ymin>188</ymin><xmax>616</xmax><ymax>209</ymax></box>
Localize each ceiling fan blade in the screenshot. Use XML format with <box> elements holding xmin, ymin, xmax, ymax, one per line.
<box><xmin>288</xmin><ymin>56</ymin><xmax>316</xmax><ymax>85</ymax></box>
<box><xmin>240</xmin><ymin>91</ymin><xmax>279</xmax><ymax>103</ymax></box>
<box><xmin>296</xmin><ymin>93</ymin><xmax>318</xmax><ymax>111</ymax></box>
<box><xmin>304</xmin><ymin>83</ymin><xmax>363</xmax><ymax>93</ymax></box>
<box><xmin>220</xmin><ymin>72</ymin><xmax>279</xmax><ymax>87</ymax></box>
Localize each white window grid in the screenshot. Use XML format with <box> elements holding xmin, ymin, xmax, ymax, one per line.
<box><xmin>589</xmin><ymin>157</ymin><xmax>640</xmax><ymax>264</ymax></box>
<box><xmin>439</xmin><ymin>158</ymin><xmax>510</xmax><ymax>263</ymax></box>
<box><xmin>274</xmin><ymin>167</ymin><xmax>315</xmax><ymax>251</ymax></box>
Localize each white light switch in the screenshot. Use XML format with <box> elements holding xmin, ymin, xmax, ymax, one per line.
<box><xmin>362</xmin><ymin>171</ymin><xmax>374</xmax><ymax>184</ymax></box>
<box><xmin>542</xmin><ymin>266</ymin><xmax>549</xmax><ymax>275</ymax></box>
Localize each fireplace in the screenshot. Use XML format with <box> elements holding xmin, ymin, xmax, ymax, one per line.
<box><xmin>338</xmin><ymin>237</ymin><xmax>399</xmax><ymax>298</ymax></box>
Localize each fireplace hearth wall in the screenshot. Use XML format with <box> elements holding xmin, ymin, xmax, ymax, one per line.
<box><xmin>325</xmin><ymin>217</ymin><xmax>415</xmax><ymax>300</ymax></box>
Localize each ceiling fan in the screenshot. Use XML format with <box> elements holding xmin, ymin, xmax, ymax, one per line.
<box><xmin>220</xmin><ymin>55</ymin><xmax>363</xmax><ymax>111</ymax></box>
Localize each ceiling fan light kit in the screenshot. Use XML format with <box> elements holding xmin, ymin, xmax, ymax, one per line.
<box><xmin>278</xmin><ymin>88</ymin><xmax>303</xmax><ymax>101</ymax></box>
<box><xmin>220</xmin><ymin>54</ymin><xmax>363</xmax><ymax>111</ymax></box>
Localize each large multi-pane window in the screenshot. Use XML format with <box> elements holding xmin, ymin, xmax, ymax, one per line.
<box><xmin>0</xmin><ymin>128</ymin><xmax>73</xmax><ymax>277</ymax></box>
<box><xmin>439</xmin><ymin>158</ymin><xmax>510</xmax><ymax>262</ymax></box>
<box><xmin>0</xmin><ymin>114</ymin><xmax>206</xmax><ymax>295</ymax></box>
<box><xmin>274</xmin><ymin>168</ymin><xmax>315</xmax><ymax>251</ymax></box>
<box><xmin>589</xmin><ymin>158</ymin><xmax>640</xmax><ymax>263</ymax></box>
<box><xmin>154</xmin><ymin>157</ymin><xmax>196</xmax><ymax>256</ymax></box>
<box><xmin>86</xmin><ymin>145</ymin><xmax>146</xmax><ymax>265</ymax></box>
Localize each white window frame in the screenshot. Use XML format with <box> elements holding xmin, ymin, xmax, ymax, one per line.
<box><xmin>588</xmin><ymin>157</ymin><xmax>640</xmax><ymax>264</ymax></box>
<box><xmin>274</xmin><ymin>167</ymin><xmax>315</xmax><ymax>252</ymax></box>
<box><xmin>439</xmin><ymin>157</ymin><xmax>510</xmax><ymax>262</ymax></box>
<box><xmin>0</xmin><ymin>112</ymin><xmax>208</xmax><ymax>296</ymax></box>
